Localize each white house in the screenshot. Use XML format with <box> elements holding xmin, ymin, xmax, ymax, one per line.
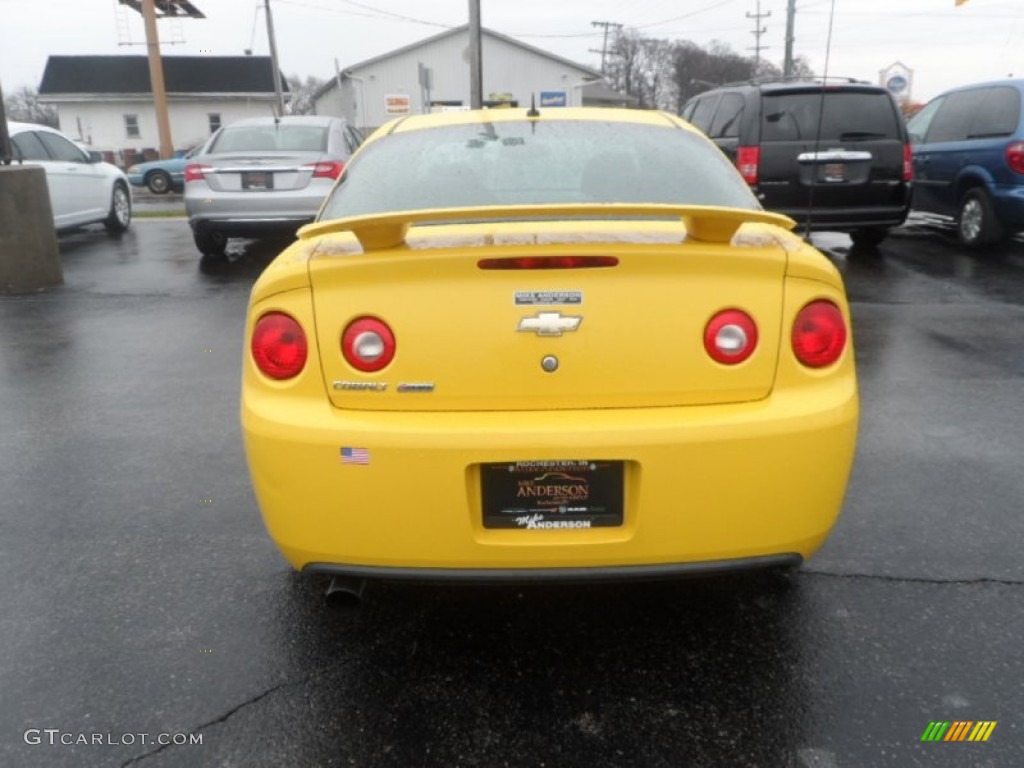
<box><xmin>314</xmin><ymin>25</ymin><xmax>636</xmax><ymax>134</ymax></box>
<box><xmin>38</xmin><ymin>55</ymin><xmax>288</xmax><ymax>164</ymax></box>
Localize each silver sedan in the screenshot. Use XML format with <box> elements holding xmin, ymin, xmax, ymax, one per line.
<box><xmin>184</xmin><ymin>115</ymin><xmax>362</xmax><ymax>259</ymax></box>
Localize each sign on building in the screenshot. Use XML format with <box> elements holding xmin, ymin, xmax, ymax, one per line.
<box><xmin>385</xmin><ymin>94</ymin><xmax>411</xmax><ymax>115</ymax></box>
<box><xmin>540</xmin><ymin>91</ymin><xmax>567</xmax><ymax>107</ymax></box>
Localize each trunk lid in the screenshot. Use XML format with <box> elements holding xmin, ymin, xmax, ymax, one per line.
<box><xmin>306</xmin><ymin>217</ymin><xmax>789</xmax><ymax>412</ymax></box>
<box><xmin>198</xmin><ymin>151</ymin><xmax>325</xmax><ymax>193</ymax></box>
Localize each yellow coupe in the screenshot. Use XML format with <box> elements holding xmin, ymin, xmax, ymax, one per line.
<box><xmin>241</xmin><ymin>107</ymin><xmax>858</xmax><ymax>587</ymax></box>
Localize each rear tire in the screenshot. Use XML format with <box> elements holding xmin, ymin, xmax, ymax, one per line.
<box><xmin>146</xmin><ymin>170</ymin><xmax>172</xmax><ymax>195</ymax></box>
<box><xmin>104</xmin><ymin>182</ymin><xmax>131</xmax><ymax>235</ymax></box>
<box><xmin>957</xmin><ymin>188</ymin><xmax>1003</xmax><ymax>248</ymax></box>
<box><xmin>849</xmin><ymin>227</ymin><xmax>889</xmax><ymax>248</ymax></box>
<box><xmin>194</xmin><ymin>228</ymin><xmax>228</xmax><ymax>258</ymax></box>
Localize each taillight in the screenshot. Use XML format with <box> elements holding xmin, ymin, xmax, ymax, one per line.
<box><xmin>704</xmin><ymin>309</ymin><xmax>758</xmax><ymax>365</ymax></box>
<box><xmin>903</xmin><ymin>143</ymin><xmax>913</xmax><ymax>182</ymax></box>
<box><xmin>184</xmin><ymin>163</ymin><xmax>209</xmax><ymax>183</ymax></box>
<box><xmin>251</xmin><ymin>312</ymin><xmax>307</xmax><ymax>380</ymax></box>
<box><xmin>342</xmin><ymin>316</ymin><xmax>395</xmax><ymax>372</ymax></box>
<box><xmin>303</xmin><ymin>161</ymin><xmax>344</xmax><ymax>180</ymax></box>
<box><xmin>736</xmin><ymin>146</ymin><xmax>760</xmax><ymax>185</ymax></box>
<box><xmin>792</xmin><ymin>301</ymin><xmax>847</xmax><ymax>368</ymax></box>
<box><xmin>1006</xmin><ymin>141</ymin><xmax>1024</xmax><ymax>175</ymax></box>
<box><xmin>477</xmin><ymin>256</ymin><xmax>619</xmax><ymax>270</ymax></box>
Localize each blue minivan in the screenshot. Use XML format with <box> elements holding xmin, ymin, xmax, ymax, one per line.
<box><xmin>907</xmin><ymin>79</ymin><xmax>1024</xmax><ymax>247</ymax></box>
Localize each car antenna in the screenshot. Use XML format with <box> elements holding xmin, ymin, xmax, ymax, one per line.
<box><xmin>526</xmin><ymin>93</ymin><xmax>540</xmax><ymax>118</ymax></box>
<box><xmin>804</xmin><ymin>0</ymin><xmax>838</xmax><ymax>241</ymax></box>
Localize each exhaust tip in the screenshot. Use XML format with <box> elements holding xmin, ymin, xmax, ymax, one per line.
<box><xmin>325</xmin><ymin>575</ymin><xmax>367</xmax><ymax>608</ymax></box>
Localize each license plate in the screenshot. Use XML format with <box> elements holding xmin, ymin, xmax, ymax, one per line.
<box><xmin>481</xmin><ymin>460</ymin><xmax>624</xmax><ymax>529</ymax></box>
<box><xmin>821</xmin><ymin>163</ymin><xmax>846</xmax><ymax>183</ymax></box>
<box><xmin>243</xmin><ymin>171</ymin><xmax>272</xmax><ymax>189</ymax></box>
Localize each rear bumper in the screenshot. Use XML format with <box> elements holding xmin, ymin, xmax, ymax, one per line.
<box><xmin>189</xmin><ymin>216</ymin><xmax>314</xmax><ymax>238</ymax></box>
<box><xmin>771</xmin><ymin>204</ymin><xmax>910</xmax><ymax>231</ymax></box>
<box><xmin>184</xmin><ymin>183</ymin><xmax>329</xmax><ymax>237</ymax></box>
<box><xmin>243</xmin><ymin>383</ymin><xmax>859</xmax><ymax>574</ymax></box>
<box><xmin>304</xmin><ymin>554</ymin><xmax>803</xmax><ymax>584</ymax></box>
<box><xmin>991</xmin><ymin>184</ymin><xmax>1024</xmax><ymax>232</ymax></box>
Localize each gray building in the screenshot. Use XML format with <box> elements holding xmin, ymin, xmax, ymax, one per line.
<box><xmin>314</xmin><ymin>25</ymin><xmax>636</xmax><ymax>134</ymax></box>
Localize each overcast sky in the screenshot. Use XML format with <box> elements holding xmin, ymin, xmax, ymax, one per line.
<box><xmin>1</xmin><ymin>0</ymin><xmax>1021</xmax><ymax>105</ymax></box>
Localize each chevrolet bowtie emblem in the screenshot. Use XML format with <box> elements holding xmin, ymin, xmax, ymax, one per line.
<box><xmin>517</xmin><ymin>311</ymin><xmax>582</xmax><ymax>337</ymax></box>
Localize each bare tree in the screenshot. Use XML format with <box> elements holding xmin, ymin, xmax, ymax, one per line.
<box><xmin>605</xmin><ymin>29</ymin><xmax>816</xmax><ymax>115</ymax></box>
<box><xmin>285</xmin><ymin>75</ymin><xmax>325</xmax><ymax>115</ymax></box>
<box><xmin>605</xmin><ymin>30</ymin><xmax>678</xmax><ymax>111</ymax></box>
<box><xmin>789</xmin><ymin>55</ymin><xmax>816</xmax><ymax>79</ymax></box>
<box><xmin>672</xmin><ymin>41</ymin><xmax>755</xmax><ymax>112</ymax></box>
<box><xmin>3</xmin><ymin>86</ymin><xmax>58</xmax><ymax>126</ymax></box>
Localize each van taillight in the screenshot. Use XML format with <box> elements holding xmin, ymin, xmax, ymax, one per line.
<box><xmin>903</xmin><ymin>144</ymin><xmax>913</xmax><ymax>182</ymax></box>
<box><xmin>736</xmin><ymin>146</ymin><xmax>760</xmax><ymax>185</ymax></box>
<box><xmin>1006</xmin><ymin>142</ymin><xmax>1024</xmax><ymax>175</ymax></box>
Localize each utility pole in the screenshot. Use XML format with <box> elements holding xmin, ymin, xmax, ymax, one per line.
<box><xmin>264</xmin><ymin>0</ymin><xmax>285</xmax><ymax>115</ymax></box>
<box><xmin>783</xmin><ymin>0</ymin><xmax>797</xmax><ymax>77</ymax></box>
<box><xmin>746</xmin><ymin>1</ymin><xmax>771</xmax><ymax>75</ymax></box>
<box><xmin>468</xmin><ymin>0</ymin><xmax>483</xmax><ymax>109</ymax></box>
<box><xmin>118</xmin><ymin>2</ymin><xmax>205</xmax><ymax>157</ymax></box>
<box><xmin>141</xmin><ymin>0</ymin><xmax>174</xmax><ymax>158</ymax></box>
<box><xmin>590</xmin><ymin>20</ymin><xmax>622</xmax><ymax>75</ymax></box>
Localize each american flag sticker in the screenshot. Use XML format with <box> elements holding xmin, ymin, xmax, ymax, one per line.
<box><xmin>340</xmin><ymin>447</ymin><xmax>370</xmax><ymax>465</ymax></box>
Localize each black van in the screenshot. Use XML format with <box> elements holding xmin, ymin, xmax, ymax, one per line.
<box><xmin>682</xmin><ymin>79</ymin><xmax>912</xmax><ymax>246</ymax></box>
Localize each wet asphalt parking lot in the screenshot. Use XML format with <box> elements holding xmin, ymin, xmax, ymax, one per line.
<box><xmin>1</xmin><ymin>211</ymin><xmax>1022</xmax><ymax>768</ymax></box>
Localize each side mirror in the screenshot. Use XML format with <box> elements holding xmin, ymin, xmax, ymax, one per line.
<box><xmin>88</xmin><ymin>150</ymin><xmax>104</xmax><ymax>164</ymax></box>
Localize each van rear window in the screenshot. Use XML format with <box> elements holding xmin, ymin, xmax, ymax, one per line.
<box><xmin>761</xmin><ymin>92</ymin><xmax>900</xmax><ymax>142</ymax></box>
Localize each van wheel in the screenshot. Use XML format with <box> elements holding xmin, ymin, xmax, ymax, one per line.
<box><xmin>194</xmin><ymin>229</ymin><xmax>228</xmax><ymax>257</ymax></box>
<box><xmin>850</xmin><ymin>227</ymin><xmax>889</xmax><ymax>248</ymax></box>
<box><xmin>957</xmin><ymin>188</ymin><xmax>1003</xmax><ymax>248</ymax></box>
<box><xmin>104</xmin><ymin>182</ymin><xmax>132</xmax><ymax>235</ymax></box>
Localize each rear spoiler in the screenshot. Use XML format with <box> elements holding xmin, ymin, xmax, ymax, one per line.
<box><xmin>298</xmin><ymin>204</ymin><xmax>796</xmax><ymax>251</ymax></box>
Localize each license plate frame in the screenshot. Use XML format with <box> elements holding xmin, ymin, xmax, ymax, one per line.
<box><xmin>821</xmin><ymin>162</ymin><xmax>847</xmax><ymax>183</ymax></box>
<box><xmin>481</xmin><ymin>460</ymin><xmax>624</xmax><ymax>529</ymax></box>
<box><xmin>243</xmin><ymin>171</ymin><xmax>273</xmax><ymax>190</ymax></box>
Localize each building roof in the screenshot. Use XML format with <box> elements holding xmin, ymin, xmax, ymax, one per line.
<box><xmin>314</xmin><ymin>25</ymin><xmax>603</xmax><ymax>102</ymax></box>
<box><xmin>581</xmin><ymin>80</ymin><xmax>640</xmax><ymax>106</ymax></box>
<box><xmin>39</xmin><ymin>55</ymin><xmax>288</xmax><ymax>95</ymax></box>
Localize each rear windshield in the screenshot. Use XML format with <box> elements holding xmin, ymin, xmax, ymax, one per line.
<box><xmin>207</xmin><ymin>124</ymin><xmax>328</xmax><ymax>153</ymax></box>
<box><xmin>761</xmin><ymin>91</ymin><xmax>901</xmax><ymax>142</ymax></box>
<box><xmin>320</xmin><ymin>119</ymin><xmax>761</xmax><ymax>220</ymax></box>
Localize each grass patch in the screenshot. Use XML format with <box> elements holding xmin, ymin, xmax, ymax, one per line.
<box><xmin>133</xmin><ymin>209</ymin><xmax>186</xmax><ymax>219</ymax></box>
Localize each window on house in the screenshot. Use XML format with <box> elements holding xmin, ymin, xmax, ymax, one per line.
<box><xmin>208</xmin><ymin>113</ymin><xmax>222</xmax><ymax>134</ymax></box>
<box><xmin>124</xmin><ymin>115</ymin><xmax>140</xmax><ymax>139</ymax></box>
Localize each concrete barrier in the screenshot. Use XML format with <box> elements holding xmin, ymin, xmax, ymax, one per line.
<box><xmin>0</xmin><ymin>165</ymin><xmax>63</xmax><ymax>293</ymax></box>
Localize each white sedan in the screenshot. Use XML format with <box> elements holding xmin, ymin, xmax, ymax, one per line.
<box><xmin>6</xmin><ymin>121</ymin><xmax>131</xmax><ymax>234</ymax></box>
